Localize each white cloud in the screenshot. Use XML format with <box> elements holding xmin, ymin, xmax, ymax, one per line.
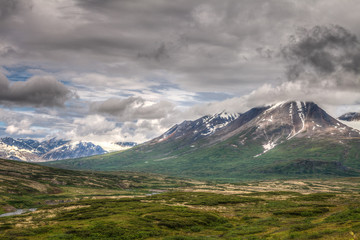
<box><xmin>5</xmin><ymin>119</ymin><xmax>33</xmax><ymax>135</ymax></box>
<box><xmin>71</xmin><ymin>115</ymin><xmax>116</xmax><ymax>137</ymax></box>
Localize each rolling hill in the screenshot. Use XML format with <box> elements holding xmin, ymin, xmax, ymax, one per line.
<box><xmin>0</xmin><ymin>158</ymin><xmax>194</xmax><ymax>215</ymax></box>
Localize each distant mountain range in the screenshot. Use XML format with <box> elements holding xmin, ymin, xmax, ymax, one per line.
<box><xmin>46</xmin><ymin>101</ymin><xmax>360</xmax><ymax>180</ymax></box>
<box><xmin>0</xmin><ymin>137</ymin><xmax>107</xmax><ymax>162</ymax></box>
<box><xmin>115</xmin><ymin>142</ymin><xmax>138</xmax><ymax>148</ymax></box>
<box><xmin>339</xmin><ymin>112</ymin><xmax>360</xmax><ymax>121</ymax></box>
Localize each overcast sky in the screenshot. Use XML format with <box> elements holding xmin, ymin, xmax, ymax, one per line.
<box><xmin>1</xmin><ymin>0</ymin><xmax>360</xmax><ymax>147</ymax></box>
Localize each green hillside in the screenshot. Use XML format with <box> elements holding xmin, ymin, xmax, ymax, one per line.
<box><xmin>45</xmin><ymin>135</ymin><xmax>360</xmax><ymax>181</ymax></box>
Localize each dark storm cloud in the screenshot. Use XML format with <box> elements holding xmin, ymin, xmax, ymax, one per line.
<box><xmin>137</xmin><ymin>43</ymin><xmax>170</xmax><ymax>62</ymax></box>
<box><xmin>90</xmin><ymin>97</ymin><xmax>175</xmax><ymax>121</ymax></box>
<box><xmin>0</xmin><ymin>0</ymin><xmax>23</xmax><ymax>20</ymax></box>
<box><xmin>0</xmin><ymin>73</ymin><xmax>76</xmax><ymax>107</ymax></box>
<box><xmin>3</xmin><ymin>0</ymin><xmax>360</xmax><ymax>93</ymax></box>
<box><xmin>76</xmin><ymin>0</ymin><xmax>192</xmax><ymax>18</ymax></box>
<box><xmin>282</xmin><ymin>25</ymin><xmax>360</xmax><ymax>81</ymax></box>
<box><xmin>0</xmin><ymin>0</ymin><xmax>311</xmax><ymax>91</ymax></box>
<box><xmin>90</xmin><ymin>97</ymin><xmax>143</xmax><ymax>115</ymax></box>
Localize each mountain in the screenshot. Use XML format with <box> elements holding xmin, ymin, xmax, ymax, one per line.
<box><xmin>0</xmin><ymin>137</ymin><xmax>107</xmax><ymax>162</ymax></box>
<box><xmin>115</xmin><ymin>142</ymin><xmax>138</xmax><ymax>148</ymax></box>
<box><xmin>339</xmin><ymin>112</ymin><xmax>360</xmax><ymax>121</ymax></box>
<box><xmin>41</xmin><ymin>141</ymin><xmax>107</xmax><ymax>161</ymax></box>
<box><xmin>46</xmin><ymin>101</ymin><xmax>360</xmax><ymax>181</ymax></box>
<box><xmin>152</xmin><ymin>111</ymin><xmax>240</xmax><ymax>144</ymax></box>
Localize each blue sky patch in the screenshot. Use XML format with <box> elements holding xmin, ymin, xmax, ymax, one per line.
<box><xmin>4</xmin><ymin>66</ymin><xmax>34</xmax><ymax>82</ymax></box>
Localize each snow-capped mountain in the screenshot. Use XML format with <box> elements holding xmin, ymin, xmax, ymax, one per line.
<box><xmin>50</xmin><ymin>101</ymin><xmax>360</xmax><ymax>180</ymax></box>
<box><xmin>339</xmin><ymin>112</ymin><xmax>360</xmax><ymax>121</ymax></box>
<box><xmin>338</xmin><ymin>112</ymin><xmax>360</xmax><ymax>131</ymax></box>
<box><xmin>0</xmin><ymin>137</ymin><xmax>107</xmax><ymax>162</ymax></box>
<box><xmin>42</xmin><ymin>141</ymin><xmax>107</xmax><ymax>161</ymax></box>
<box><xmin>149</xmin><ymin>101</ymin><xmax>360</xmax><ymax>149</ymax></box>
<box><xmin>245</xmin><ymin>101</ymin><xmax>359</xmax><ymax>157</ymax></box>
<box><xmin>152</xmin><ymin>101</ymin><xmax>359</xmax><ymax>154</ymax></box>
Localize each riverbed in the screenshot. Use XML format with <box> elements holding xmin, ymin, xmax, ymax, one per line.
<box><xmin>0</xmin><ymin>208</ymin><xmax>37</xmax><ymax>217</ymax></box>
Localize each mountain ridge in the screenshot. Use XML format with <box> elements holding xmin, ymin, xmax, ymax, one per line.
<box><xmin>0</xmin><ymin>137</ymin><xmax>107</xmax><ymax>162</ymax></box>
<box><xmin>339</xmin><ymin>112</ymin><xmax>360</xmax><ymax>121</ymax></box>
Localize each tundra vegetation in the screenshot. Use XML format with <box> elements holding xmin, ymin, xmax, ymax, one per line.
<box><xmin>1</xmin><ymin>158</ymin><xmax>360</xmax><ymax>239</ymax></box>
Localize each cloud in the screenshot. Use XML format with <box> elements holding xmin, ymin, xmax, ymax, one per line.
<box><xmin>0</xmin><ymin>73</ymin><xmax>76</xmax><ymax>107</ymax></box>
<box><xmin>1</xmin><ymin>0</ymin><xmax>360</xmax><ymax>94</ymax></box>
<box><xmin>137</xmin><ymin>43</ymin><xmax>170</xmax><ymax>62</ymax></box>
<box><xmin>1</xmin><ymin>112</ymin><xmax>50</xmax><ymax>137</ymax></box>
<box><xmin>0</xmin><ymin>0</ymin><xmax>310</xmax><ymax>92</ymax></box>
<box><xmin>281</xmin><ymin>25</ymin><xmax>360</xmax><ymax>89</ymax></box>
<box><xmin>0</xmin><ymin>0</ymin><xmax>31</xmax><ymax>21</ymax></box>
<box><xmin>60</xmin><ymin>115</ymin><xmax>171</xmax><ymax>144</ymax></box>
<box><xmin>90</xmin><ymin>97</ymin><xmax>175</xmax><ymax>121</ymax></box>
<box><xmin>184</xmin><ymin>79</ymin><xmax>360</xmax><ymax>118</ymax></box>
<box><xmin>120</xmin><ymin>119</ymin><xmax>169</xmax><ymax>141</ymax></box>
<box><xmin>71</xmin><ymin>115</ymin><xmax>116</xmax><ymax>137</ymax></box>
<box><xmin>5</xmin><ymin>119</ymin><xmax>33</xmax><ymax>135</ymax></box>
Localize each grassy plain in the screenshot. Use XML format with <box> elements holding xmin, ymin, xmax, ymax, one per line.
<box><xmin>1</xmin><ymin>158</ymin><xmax>360</xmax><ymax>239</ymax></box>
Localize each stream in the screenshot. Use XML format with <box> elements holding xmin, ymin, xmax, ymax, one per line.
<box><xmin>0</xmin><ymin>208</ymin><xmax>37</xmax><ymax>217</ymax></box>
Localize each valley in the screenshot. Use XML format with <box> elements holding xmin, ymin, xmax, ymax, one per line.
<box><xmin>1</xmin><ymin>158</ymin><xmax>360</xmax><ymax>239</ymax></box>
<box><xmin>2</xmin><ymin>2</ymin><xmax>360</xmax><ymax>239</ymax></box>
<box><xmin>1</xmin><ymin>101</ymin><xmax>360</xmax><ymax>239</ymax></box>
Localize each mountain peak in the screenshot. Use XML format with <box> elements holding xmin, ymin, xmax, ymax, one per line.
<box><xmin>258</xmin><ymin>101</ymin><xmax>353</xmax><ymax>135</ymax></box>
<box><xmin>266</xmin><ymin>100</ymin><xmax>316</xmax><ymax>110</ymax></box>
<box><xmin>210</xmin><ymin>111</ymin><xmax>240</xmax><ymax>119</ymax></box>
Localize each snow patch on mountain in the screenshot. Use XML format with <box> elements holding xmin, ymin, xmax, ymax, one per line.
<box><xmin>201</xmin><ymin>112</ymin><xmax>240</xmax><ymax>136</ymax></box>
<box><xmin>254</xmin><ymin>140</ymin><xmax>278</xmax><ymax>158</ymax></box>
<box><xmin>287</xmin><ymin>101</ymin><xmax>306</xmax><ymax>140</ymax></box>
<box><xmin>155</xmin><ymin>111</ymin><xmax>240</xmax><ymax>143</ymax></box>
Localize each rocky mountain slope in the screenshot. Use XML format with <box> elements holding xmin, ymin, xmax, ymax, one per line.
<box><xmin>151</xmin><ymin>111</ymin><xmax>240</xmax><ymax>145</ymax></box>
<box><xmin>46</xmin><ymin>101</ymin><xmax>360</xmax><ymax>180</ymax></box>
<box><xmin>0</xmin><ymin>138</ymin><xmax>107</xmax><ymax>162</ymax></box>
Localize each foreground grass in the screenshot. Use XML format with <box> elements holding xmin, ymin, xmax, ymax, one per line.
<box><xmin>1</xmin><ymin>190</ymin><xmax>360</xmax><ymax>239</ymax></box>
<box><xmin>0</xmin><ymin>158</ymin><xmax>195</xmax><ymax>214</ymax></box>
<box><xmin>1</xmin><ymin>158</ymin><xmax>360</xmax><ymax>239</ymax></box>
